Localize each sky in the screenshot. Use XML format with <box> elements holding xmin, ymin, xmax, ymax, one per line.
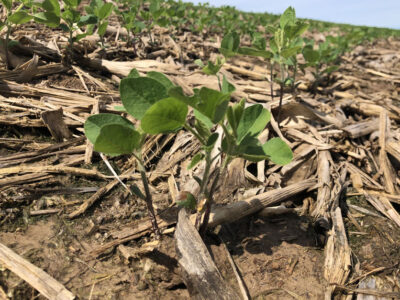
<box><xmin>182</xmin><ymin>0</ymin><xmax>400</xmax><ymax>29</ymax></box>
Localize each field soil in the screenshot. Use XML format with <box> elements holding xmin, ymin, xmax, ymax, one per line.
<box><xmin>0</xmin><ymin>8</ymin><xmax>400</xmax><ymax>300</ymax></box>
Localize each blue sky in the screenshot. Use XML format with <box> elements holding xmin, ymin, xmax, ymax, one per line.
<box><xmin>182</xmin><ymin>0</ymin><xmax>400</xmax><ymax>29</ymax></box>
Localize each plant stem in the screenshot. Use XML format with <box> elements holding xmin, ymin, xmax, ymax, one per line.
<box><xmin>276</xmin><ymin>63</ymin><xmax>285</xmax><ymax>128</ymax></box>
<box><xmin>270</xmin><ymin>61</ymin><xmax>274</xmax><ymax>101</ymax></box>
<box><xmin>184</xmin><ymin>123</ymin><xmax>206</xmax><ymax>145</ymax></box>
<box><xmin>199</xmin><ymin>154</ymin><xmax>230</xmax><ymax>236</ymax></box>
<box><xmin>133</xmin><ymin>152</ymin><xmax>160</xmax><ymax>238</ymax></box>
<box><xmin>4</xmin><ymin>24</ymin><xmax>11</xmax><ymax>70</ymax></box>
<box><xmin>194</xmin><ymin>150</ymin><xmax>212</xmax><ymax>229</ymax></box>
<box><xmin>216</xmin><ymin>74</ymin><xmax>222</xmax><ymax>91</ymax></box>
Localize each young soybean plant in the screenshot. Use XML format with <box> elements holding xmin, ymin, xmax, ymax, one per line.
<box><xmin>84</xmin><ymin>69</ymin><xmax>293</xmax><ymax>237</ymax></box>
<box><xmin>219</xmin><ymin>7</ymin><xmax>308</xmax><ymax>124</ymax></box>
<box><xmin>85</xmin><ymin>0</ymin><xmax>114</xmax><ymax>47</ymax></box>
<box><xmin>0</xmin><ymin>0</ymin><xmax>33</xmax><ymax>69</ymax></box>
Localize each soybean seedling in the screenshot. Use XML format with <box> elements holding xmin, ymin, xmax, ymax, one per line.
<box><xmin>0</xmin><ymin>0</ymin><xmax>33</xmax><ymax>69</ymax></box>
<box><xmin>114</xmin><ymin>0</ymin><xmax>145</xmax><ymax>51</ymax></box>
<box><xmin>84</xmin><ymin>67</ymin><xmax>293</xmax><ymax>237</ymax></box>
<box><xmin>34</xmin><ymin>0</ymin><xmax>97</xmax><ymax>56</ymax></box>
<box><xmin>85</xmin><ymin>0</ymin><xmax>114</xmax><ymax>47</ymax></box>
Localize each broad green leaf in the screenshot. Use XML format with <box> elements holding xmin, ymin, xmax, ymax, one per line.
<box><xmin>42</xmin><ymin>0</ymin><xmax>60</xmax><ymax>15</ymax></box>
<box><xmin>34</xmin><ymin>12</ymin><xmax>60</xmax><ymax>27</ymax></box>
<box><xmin>98</xmin><ymin>2</ymin><xmax>113</xmax><ymax>20</ymax></box>
<box><xmin>187</xmin><ymin>153</ymin><xmax>204</xmax><ymax>170</ymax></box>
<box><xmin>63</xmin><ymin>0</ymin><xmax>79</xmax><ymax>8</ymax></box>
<box><xmin>169</xmin><ymin>86</ymin><xmax>198</xmax><ymax>107</ymax></box>
<box><xmin>280</xmin><ymin>6</ymin><xmax>295</xmax><ymax>29</ymax></box>
<box><xmin>114</xmin><ymin>105</ymin><xmax>127</xmax><ymax>112</ymax></box>
<box><xmin>221</xmin><ymin>75</ymin><xmax>235</xmax><ymax>94</ymax></box>
<box><xmin>98</xmin><ymin>21</ymin><xmax>108</xmax><ymax>36</ymax></box>
<box><xmin>286</xmin><ymin>22</ymin><xmax>309</xmax><ymax>39</ymax></box>
<box><xmin>252</xmin><ymin>36</ymin><xmax>266</xmax><ymax>50</ymax></box>
<box><xmin>281</xmin><ymin>46</ymin><xmax>302</xmax><ymax>59</ymax></box>
<box><xmin>205</xmin><ymin>132</ymin><xmax>219</xmax><ymax>150</ymax></box>
<box><xmin>9</xmin><ymin>12</ymin><xmax>33</xmax><ymax>24</ymax></box>
<box><xmin>220</xmin><ymin>31</ymin><xmax>240</xmax><ymax>58</ymax></box>
<box><xmin>237</xmin><ymin>136</ymin><xmax>269</xmax><ymax>162</ymax></box>
<box><xmin>84</xmin><ymin>113</ymin><xmax>135</xmax><ymax>145</ymax></box>
<box><xmin>194</xmin><ymin>109</ymin><xmax>213</xmax><ymax>129</ymax></box>
<box><xmin>238</xmin><ymin>47</ymin><xmax>272</xmax><ymax>59</ymax></box>
<box><xmin>141</xmin><ymin>98</ymin><xmax>188</xmax><ymax>134</ymax></box>
<box><xmin>59</xmin><ymin>23</ymin><xmax>69</xmax><ymax>32</ymax></box>
<box><xmin>94</xmin><ymin>123</ymin><xmax>141</xmax><ymax>155</ymax></box>
<box><xmin>120</xmin><ymin>77</ymin><xmax>168</xmax><ymax>120</ymax></box>
<box><xmin>236</xmin><ymin>105</ymin><xmax>271</xmax><ymax>143</ymax></box>
<box><xmin>194</xmin><ymin>117</ymin><xmax>212</xmax><ymax>139</ymax></box>
<box><xmin>1</xmin><ymin>0</ymin><xmax>12</xmax><ymax>11</ymax></box>
<box><xmin>262</xmin><ymin>137</ymin><xmax>293</xmax><ymax>165</ymax></box>
<box><xmin>146</xmin><ymin>71</ymin><xmax>174</xmax><ymax>91</ymax></box>
<box><xmin>302</xmin><ymin>45</ymin><xmax>319</xmax><ymax>63</ymax></box>
<box><xmin>197</xmin><ymin>87</ymin><xmax>230</xmax><ymax>124</ymax></box>
<box><xmin>227</xmin><ymin>98</ymin><xmax>245</xmax><ymax>133</ymax></box>
<box><xmin>127</xmin><ymin>68</ymin><xmax>140</xmax><ymax>78</ymax></box>
<box><xmin>77</xmin><ymin>14</ymin><xmax>97</xmax><ymax>26</ymax></box>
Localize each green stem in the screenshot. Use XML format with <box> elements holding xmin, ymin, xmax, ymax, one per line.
<box><xmin>184</xmin><ymin>123</ymin><xmax>206</xmax><ymax>145</ymax></box>
<box><xmin>198</xmin><ymin>154</ymin><xmax>230</xmax><ymax>236</ymax></box>
<box><xmin>133</xmin><ymin>152</ymin><xmax>160</xmax><ymax>238</ymax></box>
<box><xmin>216</xmin><ymin>74</ymin><xmax>222</xmax><ymax>91</ymax></box>
<box><xmin>4</xmin><ymin>24</ymin><xmax>11</xmax><ymax>70</ymax></box>
<box><xmin>270</xmin><ymin>61</ymin><xmax>274</xmax><ymax>101</ymax></box>
<box><xmin>276</xmin><ymin>63</ymin><xmax>286</xmax><ymax>127</ymax></box>
<box><xmin>194</xmin><ymin>150</ymin><xmax>212</xmax><ymax>229</ymax></box>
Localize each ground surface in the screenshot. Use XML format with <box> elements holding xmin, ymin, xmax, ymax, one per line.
<box><xmin>0</xmin><ymin>5</ymin><xmax>400</xmax><ymax>300</ymax></box>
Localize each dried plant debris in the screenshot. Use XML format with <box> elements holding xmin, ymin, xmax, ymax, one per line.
<box><xmin>0</xmin><ymin>2</ymin><xmax>400</xmax><ymax>299</ymax></box>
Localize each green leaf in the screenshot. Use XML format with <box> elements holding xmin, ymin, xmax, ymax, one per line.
<box><xmin>84</xmin><ymin>113</ymin><xmax>135</xmax><ymax>144</ymax></box>
<box><xmin>220</xmin><ymin>31</ymin><xmax>240</xmax><ymax>58</ymax></box>
<box><xmin>262</xmin><ymin>137</ymin><xmax>293</xmax><ymax>165</ymax></box>
<box><xmin>131</xmin><ymin>184</ymin><xmax>145</xmax><ymax>200</ymax></box>
<box><xmin>194</xmin><ymin>109</ymin><xmax>213</xmax><ymax>129</ymax></box>
<box><xmin>237</xmin><ymin>47</ymin><xmax>272</xmax><ymax>59</ymax></box>
<box><xmin>280</xmin><ymin>6</ymin><xmax>296</xmax><ymax>29</ymax></box>
<box><xmin>34</xmin><ymin>12</ymin><xmax>60</xmax><ymax>27</ymax></box>
<box><xmin>77</xmin><ymin>14</ymin><xmax>97</xmax><ymax>26</ymax></box>
<box><xmin>98</xmin><ymin>21</ymin><xmax>108</xmax><ymax>36</ymax></box>
<box><xmin>98</xmin><ymin>2</ymin><xmax>113</xmax><ymax>20</ymax></box>
<box><xmin>63</xmin><ymin>0</ymin><xmax>79</xmax><ymax>8</ymax></box>
<box><xmin>94</xmin><ymin>123</ymin><xmax>141</xmax><ymax>155</ymax></box>
<box><xmin>169</xmin><ymin>86</ymin><xmax>197</xmax><ymax>106</ymax></box>
<box><xmin>120</xmin><ymin>77</ymin><xmax>168</xmax><ymax>120</ymax></box>
<box><xmin>187</xmin><ymin>153</ymin><xmax>204</xmax><ymax>170</ymax></box>
<box><xmin>227</xmin><ymin>98</ymin><xmax>245</xmax><ymax>133</ymax></box>
<box><xmin>205</xmin><ymin>132</ymin><xmax>219</xmax><ymax>149</ymax></box>
<box><xmin>127</xmin><ymin>68</ymin><xmax>140</xmax><ymax>78</ymax></box>
<box><xmin>236</xmin><ymin>105</ymin><xmax>271</xmax><ymax>143</ymax></box>
<box><xmin>146</xmin><ymin>71</ymin><xmax>174</xmax><ymax>91</ymax></box>
<box><xmin>237</xmin><ymin>136</ymin><xmax>269</xmax><ymax>162</ymax></box>
<box><xmin>113</xmin><ymin>105</ymin><xmax>127</xmax><ymax>112</ymax></box>
<box><xmin>197</xmin><ymin>87</ymin><xmax>230</xmax><ymax>124</ymax></box>
<box><xmin>42</xmin><ymin>0</ymin><xmax>60</xmax><ymax>15</ymax></box>
<box><xmin>221</xmin><ymin>75</ymin><xmax>235</xmax><ymax>94</ymax></box>
<box><xmin>9</xmin><ymin>12</ymin><xmax>33</xmax><ymax>25</ymax></box>
<box><xmin>141</xmin><ymin>98</ymin><xmax>188</xmax><ymax>134</ymax></box>
<box><xmin>281</xmin><ymin>46</ymin><xmax>302</xmax><ymax>59</ymax></box>
<box><xmin>59</xmin><ymin>23</ymin><xmax>69</xmax><ymax>32</ymax></box>
<box><xmin>194</xmin><ymin>117</ymin><xmax>212</xmax><ymax>139</ymax></box>
<box><xmin>302</xmin><ymin>45</ymin><xmax>319</xmax><ymax>63</ymax></box>
<box><xmin>1</xmin><ymin>0</ymin><xmax>12</xmax><ymax>11</ymax></box>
